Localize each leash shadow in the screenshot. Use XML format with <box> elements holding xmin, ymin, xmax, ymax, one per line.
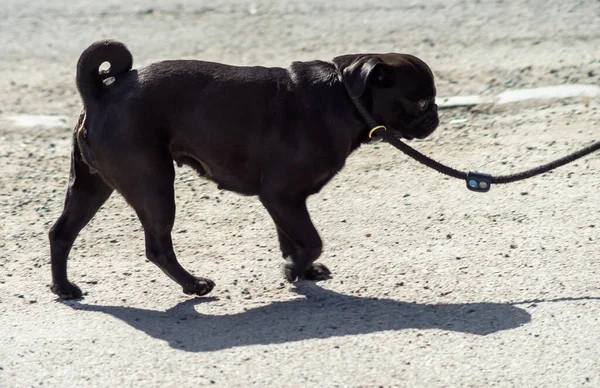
<box><xmin>65</xmin><ymin>283</ymin><xmax>533</xmax><ymax>352</ymax></box>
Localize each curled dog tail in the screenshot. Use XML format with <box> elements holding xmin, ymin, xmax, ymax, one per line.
<box><xmin>76</xmin><ymin>40</ymin><xmax>133</xmax><ymax>108</ymax></box>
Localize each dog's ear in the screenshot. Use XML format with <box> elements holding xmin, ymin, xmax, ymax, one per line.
<box><xmin>342</xmin><ymin>56</ymin><xmax>392</xmax><ymax>98</ymax></box>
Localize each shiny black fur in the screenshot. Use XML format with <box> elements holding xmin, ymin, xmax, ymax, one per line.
<box><xmin>49</xmin><ymin>40</ymin><xmax>438</xmax><ymax>299</ymax></box>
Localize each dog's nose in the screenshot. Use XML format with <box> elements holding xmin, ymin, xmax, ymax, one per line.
<box><xmin>431</xmin><ymin>104</ymin><xmax>438</xmax><ymax>113</ymax></box>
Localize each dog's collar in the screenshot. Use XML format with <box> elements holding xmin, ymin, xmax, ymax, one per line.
<box><xmin>339</xmin><ymin>74</ymin><xmax>387</xmax><ymax>143</ymax></box>
<box><xmin>368</xmin><ymin>125</ymin><xmax>387</xmax><ymax>139</ymax></box>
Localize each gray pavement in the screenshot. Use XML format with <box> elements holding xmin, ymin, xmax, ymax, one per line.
<box><xmin>0</xmin><ymin>1</ymin><xmax>599</xmax><ymax>386</ymax></box>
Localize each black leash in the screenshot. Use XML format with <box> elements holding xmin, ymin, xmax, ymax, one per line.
<box><xmin>347</xmin><ymin>90</ymin><xmax>600</xmax><ymax>193</ymax></box>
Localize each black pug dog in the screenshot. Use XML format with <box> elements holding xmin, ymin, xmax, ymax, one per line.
<box><xmin>49</xmin><ymin>40</ymin><xmax>439</xmax><ymax>299</ymax></box>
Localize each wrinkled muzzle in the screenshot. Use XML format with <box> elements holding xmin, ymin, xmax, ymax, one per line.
<box><xmin>399</xmin><ymin>104</ymin><xmax>439</xmax><ymax>140</ymax></box>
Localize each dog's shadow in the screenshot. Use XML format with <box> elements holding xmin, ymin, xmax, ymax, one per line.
<box><xmin>67</xmin><ymin>283</ymin><xmax>535</xmax><ymax>352</ymax></box>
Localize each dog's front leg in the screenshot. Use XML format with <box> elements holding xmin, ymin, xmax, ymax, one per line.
<box><xmin>259</xmin><ymin>193</ymin><xmax>331</xmax><ymax>282</ymax></box>
<box><xmin>276</xmin><ymin>226</ymin><xmax>295</xmax><ymax>258</ymax></box>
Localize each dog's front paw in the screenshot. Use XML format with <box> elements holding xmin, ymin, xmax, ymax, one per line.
<box><xmin>50</xmin><ymin>281</ymin><xmax>83</xmax><ymax>299</ymax></box>
<box><xmin>284</xmin><ymin>262</ymin><xmax>332</xmax><ymax>282</ymax></box>
<box><xmin>301</xmin><ymin>263</ymin><xmax>332</xmax><ymax>281</ymax></box>
<box><xmin>182</xmin><ymin>277</ymin><xmax>215</xmax><ymax>296</ymax></box>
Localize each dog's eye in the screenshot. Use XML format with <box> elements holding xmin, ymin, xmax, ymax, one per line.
<box><xmin>418</xmin><ymin>100</ymin><xmax>428</xmax><ymax>111</ymax></box>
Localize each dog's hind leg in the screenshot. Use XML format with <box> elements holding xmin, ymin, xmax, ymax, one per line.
<box><xmin>114</xmin><ymin>151</ymin><xmax>215</xmax><ymax>297</ymax></box>
<box><xmin>49</xmin><ymin>137</ymin><xmax>113</xmax><ymax>299</ymax></box>
<box><xmin>260</xmin><ymin>193</ymin><xmax>331</xmax><ymax>282</ymax></box>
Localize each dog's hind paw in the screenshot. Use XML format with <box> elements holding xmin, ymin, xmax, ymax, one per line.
<box><xmin>182</xmin><ymin>277</ymin><xmax>215</xmax><ymax>296</ymax></box>
<box><xmin>50</xmin><ymin>282</ymin><xmax>83</xmax><ymax>300</ymax></box>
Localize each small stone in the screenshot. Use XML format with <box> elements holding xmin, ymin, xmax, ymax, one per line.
<box><xmin>137</xmin><ymin>8</ymin><xmax>155</xmax><ymax>15</ymax></box>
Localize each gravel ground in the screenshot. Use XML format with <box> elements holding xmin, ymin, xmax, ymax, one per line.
<box><xmin>0</xmin><ymin>1</ymin><xmax>599</xmax><ymax>387</ymax></box>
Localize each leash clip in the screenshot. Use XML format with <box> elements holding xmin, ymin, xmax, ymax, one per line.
<box><xmin>369</xmin><ymin>125</ymin><xmax>386</xmax><ymax>139</ymax></box>
<box><xmin>466</xmin><ymin>171</ymin><xmax>492</xmax><ymax>193</ymax></box>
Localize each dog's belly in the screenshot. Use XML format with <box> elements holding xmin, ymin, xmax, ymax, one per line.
<box><xmin>172</xmin><ymin>149</ymin><xmax>261</xmax><ymax>195</ymax></box>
